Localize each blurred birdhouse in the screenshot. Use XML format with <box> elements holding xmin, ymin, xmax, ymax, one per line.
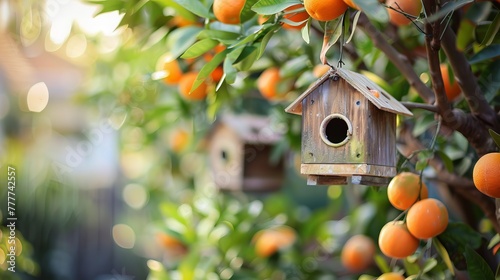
<box><xmin>285</xmin><ymin>68</ymin><xmax>413</xmax><ymax>186</ymax></box>
<box><xmin>208</xmin><ymin>114</ymin><xmax>284</xmax><ymax>192</ymax></box>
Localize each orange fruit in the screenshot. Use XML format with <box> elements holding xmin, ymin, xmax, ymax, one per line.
<box><xmin>406</xmin><ymin>198</ymin><xmax>449</xmax><ymax>239</ymax></box>
<box><xmin>341</xmin><ymin>234</ymin><xmax>376</xmax><ymax>272</ymax></box>
<box><xmin>440</xmin><ymin>64</ymin><xmax>461</xmax><ymax>101</ymax></box>
<box><xmin>378</xmin><ymin>221</ymin><xmax>419</xmax><ymax>259</ymax></box>
<box><xmin>210</xmin><ymin>66</ymin><xmax>224</xmax><ymax>82</ymax></box>
<box><xmin>170</xmin><ymin>15</ymin><xmax>199</xmax><ymax>27</ymax></box>
<box><xmin>178</xmin><ymin>72</ymin><xmax>208</xmax><ymax>101</ymax></box>
<box><xmin>257</xmin><ymin>67</ymin><xmax>291</xmax><ymax>100</ymax></box>
<box><xmin>170</xmin><ymin>129</ymin><xmax>189</xmax><ymax>153</ymax></box>
<box><xmin>377</xmin><ymin>272</ymin><xmax>405</xmax><ymax>280</ymax></box>
<box><xmin>156</xmin><ymin>232</ymin><xmax>184</xmax><ymax>249</ymax></box>
<box><xmin>343</xmin><ymin>0</ymin><xmax>359</xmax><ymax>9</ymax></box>
<box><xmin>253</xmin><ymin>226</ymin><xmax>296</xmax><ymax>257</ymax></box>
<box><xmin>157</xmin><ymin>54</ymin><xmax>183</xmax><ymax>85</ymax></box>
<box><xmin>386</xmin><ymin>0</ymin><xmax>422</xmax><ymax>26</ymax></box>
<box><xmin>304</xmin><ymin>0</ymin><xmax>348</xmax><ymax>22</ymax></box>
<box><xmin>282</xmin><ymin>4</ymin><xmax>309</xmax><ymax>30</ymax></box>
<box><xmin>387</xmin><ymin>172</ymin><xmax>428</xmax><ymax>211</ymax></box>
<box><xmin>213</xmin><ymin>0</ymin><xmax>246</xmax><ymax>24</ymax></box>
<box><xmin>313</xmin><ymin>64</ymin><xmax>331</xmax><ymax>78</ymax></box>
<box><xmin>473</xmin><ymin>152</ymin><xmax>500</xmax><ymax>197</ymax></box>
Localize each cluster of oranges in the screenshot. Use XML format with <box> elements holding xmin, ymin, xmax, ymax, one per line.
<box><xmin>156</xmin><ymin>45</ymin><xmax>225</xmax><ymax>101</ymax></box>
<box><xmin>381</xmin><ymin>172</ymin><xmax>448</xmax><ymax>259</ymax></box>
<box><xmin>340</xmin><ymin>172</ymin><xmax>449</xmax><ymax>278</ymax></box>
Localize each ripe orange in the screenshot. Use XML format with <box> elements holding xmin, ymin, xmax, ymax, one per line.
<box><xmin>170</xmin><ymin>15</ymin><xmax>199</xmax><ymax>27</ymax></box>
<box><xmin>178</xmin><ymin>72</ymin><xmax>208</xmax><ymax>101</ymax></box>
<box><xmin>377</xmin><ymin>272</ymin><xmax>405</xmax><ymax>280</ymax></box>
<box><xmin>170</xmin><ymin>129</ymin><xmax>189</xmax><ymax>153</ymax></box>
<box><xmin>253</xmin><ymin>226</ymin><xmax>296</xmax><ymax>257</ymax></box>
<box><xmin>210</xmin><ymin>66</ymin><xmax>224</xmax><ymax>82</ymax></box>
<box><xmin>304</xmin><ymin>0</ymin><xmax>348</xmax><ymax>22</ymax></box>
<box><xmin>157</xmin><ymin>54</ymin><xmax>183</xmax><ymax>85</ymax></box>
<box><xmin>343</xmin><ymin>0</ymin><xmax>359</xmax><ymax>9</ymax></box>
<box><xmin>440</xmin><ymin>64</ymin><xmax>461</xmax><ymax>101</ymax></box>
<box><xmin>378</xmin><ymin>221</ymin><xmax>419</xmax><ymax>259</ymax></box>
<box><xmin>213</xmin><ymin>0</ymin><xmax>246</xmax><ymax>24</ymax></box>
<box><xmin>156</xmin><ymin>232</ymin><xmax>184</xmax><ymax>249</ymax></box>
<box><xmin>282</xmin><ymin>4</ymin><xmax>309</xmax><ymax>30</ymax></box>
<box><xmin>406</xmin><ymin>198</ymin><xmax>449</xmax><ymax>239</ymax></box>
<box><xmin>473</xmin><ymin>152</ymin><xmax>500</xmax><ymax>198</ymax></box>
<box><xmin>387</xmin><ymin>172</ymin><xmax>428</xmax><ymax>211</ymax></box>
<box><xmin>257</xmin><ymin>67</ymin><xmax>291</xmax><ymax>100</ymax></box>
<box><xmin>341</xmin><ymin>235</ymin><xmax>376</xmax><ymax>272</ymax></box>
<box><xmin>313</xmin><ymin>64</ymin><xmax>331</xmax><ymax>78</ymax></box>
<box><xmin>386</xmin><ymin>0</ymin><xmax>422</xmax><ymax>26</ymax></box>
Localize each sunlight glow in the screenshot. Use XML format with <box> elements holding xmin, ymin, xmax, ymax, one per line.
<box><xmin>112</xmin><ymin>224</ymin><xmax>136</xmax><ymax>249</ymax></box>
<box><xmin>66</xmin><ymin>34</ymin><xmax>87</xmax><ymax>58</ymax></box>
<box><xmin>27</xmin><ymin>82</ymin><xmax>49</xmax><ymax>112</ymax></box>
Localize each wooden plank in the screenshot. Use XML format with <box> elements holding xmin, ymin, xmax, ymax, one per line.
<box><xmin>336</xmin><ymin>68</ymin><xmax>413</xmax><ymax>116</ymax></box>
<box><xmin>302</xmin><ymin>78</ymin><xmax>369</xmax><ymax>164</ymax></box>
<box><xmin>301</xmin><ymin>163</ymin><xmax>396</xmax><ymax>177</ymax></box>
<box><xmin>307</xmin><ymin>175</ymin><xmax>347</xmax><ymax>185</ymax></box>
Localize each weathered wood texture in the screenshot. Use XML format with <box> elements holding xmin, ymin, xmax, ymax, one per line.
<box><xmin>307</xmin><ymin>174</ymin><xmax>391</xmax><ymax>186</ymax></box>
<box><xmin>301</xmin><ymin>76</ymin><xmax>397</xmax><ymax>170</ymax></box>
<box><xmin>208</xmin><ymin>116</ymin><xmax>284</xmax><ymax>192</ymax></box>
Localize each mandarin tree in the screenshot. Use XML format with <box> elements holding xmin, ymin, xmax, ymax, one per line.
<box><xmin>81</xmin><ymin>0</ymin><xmax>500</xmax><ymax>278</ymax></box>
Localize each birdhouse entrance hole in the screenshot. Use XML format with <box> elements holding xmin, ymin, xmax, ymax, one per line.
<box><xmin>320</xmin><ymin>114</ymin><xmax>352</xmax><ymax>147</ymax></box>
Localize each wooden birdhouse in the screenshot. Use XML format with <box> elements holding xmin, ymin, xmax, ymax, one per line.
<box><xmin>208</xmin><ymin>114</ymin><xmax>284</xmax><ymax>192</ymax></box>
<box><xmin>285</xmin><ymin>67</ymin><xmax>413</xmax><ymax>186</ymax></box>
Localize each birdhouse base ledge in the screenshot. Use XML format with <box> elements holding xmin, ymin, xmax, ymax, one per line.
<box><xmin>307</xmin><ymin>175</ymin><xmax>390</xmax><ymax>186</ymax></box>
<box><xmin>301</xmin><ymin>163</ymin><xmax>396</xmax><ymax>178</ymax></box>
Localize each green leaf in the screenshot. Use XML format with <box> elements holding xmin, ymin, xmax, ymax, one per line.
<box><xmin>469</xmin><ymin>44</ymin><xmax>500</xmax><ymax>64</ymax></box>
<box><xmin>436</xmin><ymin>151</ymin><xmax>454</xmax><ymax>173</ymax></box>
<box><xmin>489</xmin><ymin>129</ymin><xmax>500</xmax><ymax>149</ymax></box>
<box><xmin>173</xmin><ymin>0</ymin><xmax>210</xmax><ymax>18</ymax></box>
<box><xmin>198</xmin><ymin>29</ymin><xmax>241</xmax><ymax>42</ymax></box>
<box><xmin>374</xmin><ymin>254</ymin><xmax>391</xmax><ymax>273</ymax></box>
<box><xmin>257</xmin><ymin>25</ymin><xmax>279</xmax><ymax>59</ymax></box>
<box><xmin>190</xmin><ymin>49</ymin><xmax>228</xmax><ymax>93</ymax></box>
<box><xmin>320</xmin><ymin>16</ymin><xmax>343</xmax><ymax>65</ymax></box>
<box><xmin>437</xmin><ymin>222</ymin><xmax>482</xmax><ymax>270</ymax></box>
<box><xmin>433</xmin><ymin>238</ymin><xmax>455</xmax><ymax>276</ymax></box>
<box><xmin>456</xmin><ymin>19</ymin><xmax>476</xmax><ymax>51</ymax></box>
<box><xmin>252</xmin><ymin>0</ymin><xmax>300</xmax><ymax>15</ymax></box>
<box><xmin>465</xmin><ymin>246</ymin><xmax>495</xmax><ymax>280</ymax></box>
<box><xmin>181</xmin><ymin>38</ymin><xmax>219</xmax><ymax>59</ymax></box>
<box><xmin>224</xmin><ymin>46</ymin><xmax>245</xmax><ymax>84</ymax></box>
<box><xmin>346</xmin><ymin>11</ymin><xmax>361</xmax><ymax>44</ymax></box>
<box><xmin>425</xmin><ymin>0</ymin><xmax>473</xmax><ymax>23</ymax></box>
<box><xmin>403</xmin><ymin>257</ymin><xmax>421</xmax><ymax>276</ymax></box>
<box><xmin>422</xmin><ymin>258</ymin><xmax>438</xmax><ymax>274</ymax></box>
<box><xmin>240</xmin><ymin>0</ymin><xmax>261</xmax><ymax>22</ymax></box>
<box><xmin>301</xmin><ymin>19</ymin><xmax>310</xmax><ymax>43</ymax></box>
<box><xmin>353</xmin><ymin>0</ymin><xmax>388</xmax><ymax>23</ymax></box>
<box><xmin>166</xmin><ymin>26</ymin><xmax>203</xmax><ymax>59</ymax></box>
<box><xmin>480</xmin><ymin>13</ymin><xmax>500</xmax><ymax>46</ymax></box>
<box><xmin>488</xmin><ymin>234</ymin><xmax>500</xmax><ymax>250</ymax></box>
<box><xmin>234</xmin><ymin>45</ymin><xmax>259</xmax><ymax>71</ymax></box>
<box><xmin>153</xmin><ymin>0</ymin><xmax>197</xmax><ymax>20</ymax></box>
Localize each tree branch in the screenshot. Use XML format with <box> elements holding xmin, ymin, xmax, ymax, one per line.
<box><xmin>357</xmin><ymin>13</ymin><xmax>435</xmax><ymax>104</ymax></box>
<box><xmin>401</xmin><ymin>102</ymin><xmax>438</xmax><ymax>113</ymax></box>
<box><xmin>441</xmin><ymin>28</ymin><xmax>500</xmax><ymax>132</ymax></box>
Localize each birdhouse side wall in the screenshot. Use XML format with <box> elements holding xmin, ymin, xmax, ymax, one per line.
<box><xmin>242</xmin><ymin>144</ymin><xmax>284</xmax><ymax>191</ymax></box>
<box><xmin>301</xmin><ymin>78</ymin><xmax>368</xmax><ymax>164</ymax></box>
<box><xmin>363</xmin><ymin>103</ymin><xmax>397</xmax><ymax>167</ymax></box>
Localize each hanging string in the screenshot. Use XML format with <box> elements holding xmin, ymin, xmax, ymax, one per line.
<box><xmin>337</xmin><ymin>12</ymin><xmax>347</xmax><ymax>68</ymax></box>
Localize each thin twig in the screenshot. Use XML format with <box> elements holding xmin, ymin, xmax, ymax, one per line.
<box><xmin>401</xmin><ymin>102</ymin><xmax>439</xmax><ymax>113</ymax></box>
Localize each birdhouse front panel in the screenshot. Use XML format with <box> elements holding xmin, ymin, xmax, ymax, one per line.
<box><xmin>301</xmin><ymin>77</ymin><xmax>367</xmax><ymax>164</ymax></box>
<box><xmin>208</xmin><ymin>124</ymin><xmax>244</xmax><ymax>191</ymax></box>
<box><xmin>242</xmin><ymin>144</ymin><xmax>284</xmax><ymax>192</ymax></box>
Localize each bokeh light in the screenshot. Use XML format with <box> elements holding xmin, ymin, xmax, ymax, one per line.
<box><xmin>27</xmin><ymin>82</ymin><xmax>49</xmax><ymax>112</ymax></box>
<box><xmin>112</xmin><ymin>224</ymin><xmax>136</xmax><ymax>249</ymax></box>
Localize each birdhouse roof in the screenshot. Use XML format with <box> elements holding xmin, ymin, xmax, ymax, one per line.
<box><xmin>285</xmin><ymin>68</ymin><xmax>413</xmax><ymax>117</ymax></box>
<box><xmin>213</xmin><ymin>113</ymin><xmax>282</xmax><ymax>144</ymax></box>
